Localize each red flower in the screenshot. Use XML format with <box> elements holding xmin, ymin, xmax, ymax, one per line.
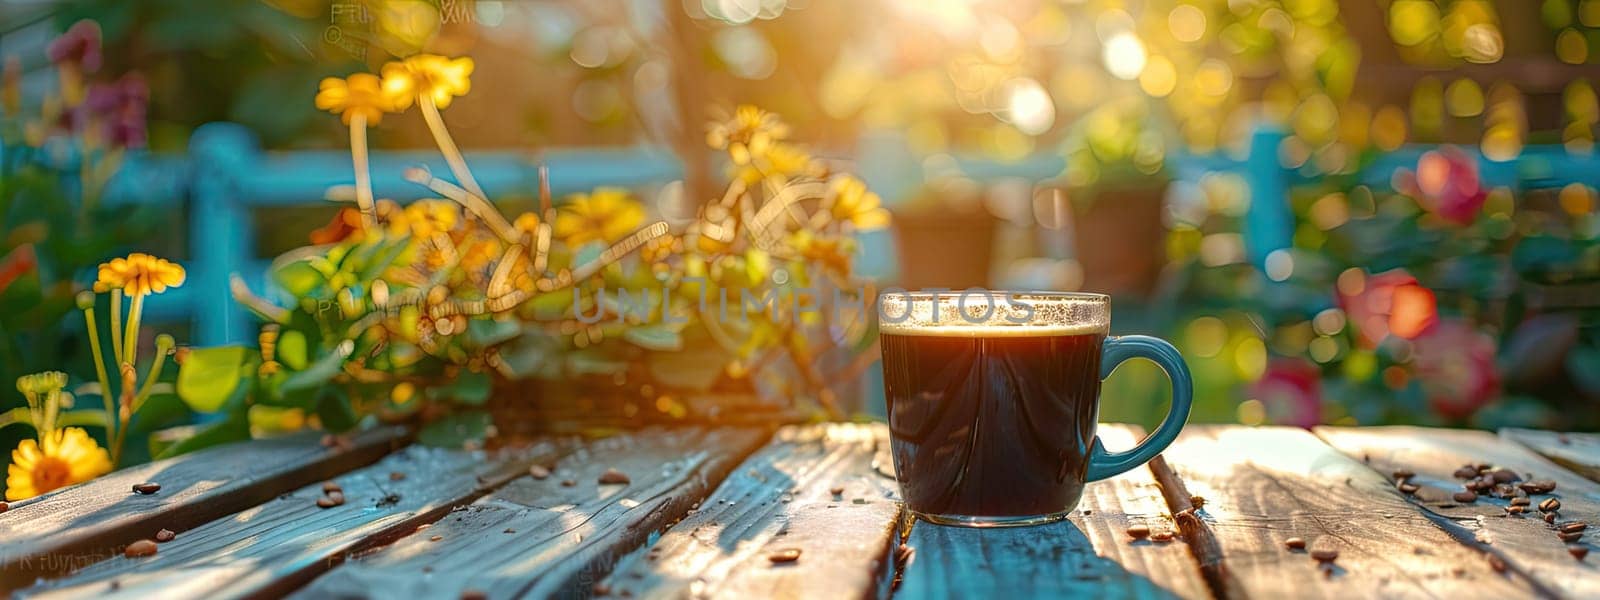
<box><xmin>1338</xmin><ymin>269</ymin><xmax>1438</xmax><ymax>347</ymax></box>
<box><xmin>1249</xmin><ymin>358</ymin><xmax>1322</xmax><ymax>427</ymax></box>
<box><xmin>1412</xmin><ymin>319</ymin><xmax>1500</xmax><ymax>420</ymax></box>
<box><xmin>47</xmin><ymin>20</ymin><xmax>102</xmax><ymax>72</ymax></box>
<box><xmin>1396</xmin><ymin>147</ymin><xmax>1486</xmax><ymax>226</ymax></box>
<box><xmin>310</xmin><ymin>207</ymin><xmax>364</xmax><ymax>245</ymax></box>
<box><xmin>0</xmin><ymin>245</ymin><xmax>38</xmax><ymax>295</ymax></box>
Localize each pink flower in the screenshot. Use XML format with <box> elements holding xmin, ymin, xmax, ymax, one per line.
<box><xmin>1411</xmin><ymin>319</ymin><xmax>1500</xmax><ymax>421</ymax></box>
<box><xmin>47</xmin><ymin>20</ymin><xmax>103</xmax><ymax>72</ymax></box>
<box><xmin>1249</xmin><ymin>358</ymin><xmax>1322</xmax><ymax>427</ymax></box>
<box><xmin>1338</xmin><ymin>269</ymin><xmax>1438</xmax><ymax>348</ymax></box>
<box><xmin>1396</xmin><ymin>147</ymin><xmax>1486</xmax><ymax>226</ymax></box>
<box><xmin>83</xmin><ymin>74</ymin><xmax>148</xmax><ymax>148</ymax></box>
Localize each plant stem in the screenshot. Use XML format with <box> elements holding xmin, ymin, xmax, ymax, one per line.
<box><xmin>349</xmin><ymin>114</ymin><xmax>377</xmax><ymax>229</ymax></box>
<box><xmin>124</xmin><ymin>293</ymin><xmax>144</xmax><ymax>367</ymax></box>
<box><xmin>82</xmin><ymin>305</ymin><xmax>115</xmax><ymax>441</ymax></box>
<box><xmin>132</xmin><ymin>345</ymin><xmax>169</xmax><ymax>415</ymax></box>
<box><xmin>109</xmin><ymin>290</ymin><xmax>124</xmax><ymax>366</ymax></box>
<box><xmin>419</xmin><ymin>94</ymin><xmax>487</xmax><ymax>201</ymax></box>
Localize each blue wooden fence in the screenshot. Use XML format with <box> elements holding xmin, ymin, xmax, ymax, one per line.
<box><xmin>87</xmin><ymin>122</ymin><xmax>1600</xmax><ymax>347</ymax></box>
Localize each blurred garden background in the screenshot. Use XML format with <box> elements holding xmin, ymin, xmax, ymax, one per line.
<box><xmin>3</xmin><ymin>0</ymin><xmax>1600</xmax><ymax>497</ymax></box>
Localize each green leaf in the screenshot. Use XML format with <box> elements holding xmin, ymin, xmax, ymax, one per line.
<box><xmin>272</xmin><ymin>260</ymin><xmax>326</xmax><ymax>297</ymax></box>
<box><xmin>623</xmin><ymin>324</ymin><xmax>684</xmax><ymax>351</ymax></box>
<box><xmin>439</xmin><ymin>371</ymin><xmax>493</xmax><ymax>406</ymax></box>
<box><xmin>177</xmin><ymin>346</ymin><xmax>247</xmax><ymax>413</ymax></box>
<box><xmin>418</xmin><ymin>410</ymin><xmax>492</xmax><ymax>448</ymax></box>
<box><xmin>281</xmin><ymin>343</ymin><xmax>350</xmax><ymax>393</ymax></box>
<box><xmin>278</xmin><ymin>330</ymin><xmax>309</xmax><ymax>370</ymax></box>
<box><xmin>467</xmin><ymin>318</ymin><xmax>521</xmax><ymax>347</ymax></box>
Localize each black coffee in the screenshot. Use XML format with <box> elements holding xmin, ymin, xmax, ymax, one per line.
<box><xmin>882</xmin><ymin>328</ymin><xmax>1105</xmax><ymax>519</ymax></box>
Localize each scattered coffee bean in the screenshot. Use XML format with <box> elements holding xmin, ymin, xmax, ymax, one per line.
<box><xmin>593</xmin><ymin>582</ymin><xmax>612</xmax><ymax>596</ymax></box>
<box><xmin>598</xmin><ymin>468</ymin><xmax>631</xmax><ymax>485</ymax></box>
<box><xmin>460</xmin><ymin>589</ymin><xmax>488</xmax><ymax>600</ymax></box>
<box><xmin>1453</xmin><ymin>466</ymin><xmax>1479</xmax><ymax>479</ymax></box>
<box><xmin>430</xmin><ymin>535</ymin><xmax>443</xmax><ymax>542</ymax></box>
<box><xmin>389</xmin><ymin>472</ymin><xmax>407</xmax><ymax>481</ymax></box>
<box><xmin>529</xmin><ymin>465</ymin><xmax>551</xmax><ymax>480</ymax></box>
<box><xmin>1559</xmin><ymin>522</ymin><xmax>1587</xmax><ymax>534</ymax></box>
<box><xmin>0</xmin><ymin>501</ymin><xmax>8</xmax><ymax>513</ymax></box>
<box><xmin>1189</xmin><ymin>495</ymin><xmax>1206</xmax><ymax>509</ymax></box>
<box><xmin>1285</xmin><ymin>537</ymin><xmax>1307</xmax><ymax>550</ymax></box>
<box><xmin>561</xmin><ymin>479</ymin><xmax>576</xmax><ymax>487</ymax></box>
<box><xmin>316</xmin><ymin>497</ymin><xmax>338</xmax><ymax>508</ymax></box>
<box><xmin>417</xmin><ymin>523</ymin><xmax>431</xmax><ymax>530</ymax></box>
<box><xmin>1453</xmin><ymin>491</ymin><xmax>1478</xmax><ymax>503</ymax></box>
<box><xmin>1505</xmin><ymin>505</ymin><xmax>1526</xmax><ymax>515</ymax></box>
<box><xmin>1492</xmin><ymin>484</ymin><xmax>1517</xmax><ymax>498</ymax></box>
<box><xmin>1310</xmin><ymin>547</ymin><xmax>1339</xmax><ymax>562</ymax></box>
<box><xmin>1491</xmin><ymin>469</ymin><xmax>1520</xmax><ymax>484</ymax></box>
<box><xmin>1398</xmin><ymin>482</ymin><xmax>1420</xmax><ymax>495</ymax></box>
<box><xmin>767</xmin><ymin>548</ymin><xmax>802</xmax><ymax>563</ymax></box>
<box><xmin>322</xmin><ymin>481</ymin><xmax>342</xmax><ymax>494</ymax></box>
<box><xmin>1571</xmin><ymin>545</ymin><xmax>1590</xmax><ymax>561</ymax></box>
<box><xmin>504</xmin><ymin>528</ymin><xmax>516</xmax><ymax>534</ymax></box>
<box><xmin>155</xmin><ymin>529</ymin><xmax>176</xmax><ymax>543</ymax></box>
<box><xmin>1544</xmin><ymin>512</ymin><xmax>1559</xmax><ymax>524</ymax></box>
<box><xmin>1489</xmin><ymin>555</ymin><xmax>1507</xmax><ymax>573</ymax></box>
<box><xmin>1557</xmin><ymin>531</ymin><xmax>1583</xmax><ymax>543</ymax></box>
<box><xmin>1392</xmin><ymin>469</ymin><xmax>1415</xmax><ymax>480</ymax></box>
<box><xmin>124</xmin><ymin>540</ymin><xmax>158</xmax><ymax>558</ymax></box>
<box><xmin>1126</xmin><ymin>525</ymin><xmax>1151</xmax><ymax>540</ymax></box>
<box><xmin>829</xmin><ymin>486</ymin><xmax>845</xmax><ymax>496</ymax></box>
<box><xmin>132</xmin><ymin>483</ymin><xmax>161</xmax><ymax>495</ymax></box>
<box><xmin>1150</xmin><ymin>531</ymin><xmax>1175</xmax><ymax>543</ymax></box>
<box><xmin>1510</xmin><ymin>497</ymin><xmax>1530</xmax><ymax>507</ymax></box>
<box><xmin>1539</xmin><ymin>498</ymin><xmax>1561</xmax><ymax>512</ymax></box>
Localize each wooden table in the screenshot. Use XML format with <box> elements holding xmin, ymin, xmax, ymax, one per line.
<box><xmin>1</xmin><ymin>424</ymin><xmax>1596</xmax><ymax>599</ymax></box>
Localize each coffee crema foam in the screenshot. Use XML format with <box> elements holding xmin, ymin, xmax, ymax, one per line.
<box><xmin>878</xmin><ymin>322</ymin><xmax>1107</xmax><ymax>338</ymax></box>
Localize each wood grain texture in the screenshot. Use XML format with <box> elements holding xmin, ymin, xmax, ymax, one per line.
<box><xmin>598</xmin><ymin>423</ymin><xmax>900</xmax><ymax>600</ymax></box>
<box><xmin>1502</xmin><ymin>428</ymin><xmax>1600</xmax><ymax>483</ymax></box>
<box><xmin>1316</xmin><ymin>426</ymin><xmax>1600</xmax><ymax>599</ymax></box>
<box><xmin>15</xmin><ymin>439</ymin><xmax>559</xmax><ymax>599</ymax></box>
<box><xmin>1165</xmin><ymin>426</ymin><xmax>1534</xmax><ymax>599</ymax></box>
<box><xmin>896</xmin><ymin>424</ymin><xmax>1211</xmax><ymax>600</ymax></box>
<box><xmin>293</xmin><ymin>427</ymin><xmax>770</xmax><ymax>600</ymax></box>
<box><xmin>0</xmin><ymin>426</ymin><xmax>407</xmax><ymax>590</ymax></box>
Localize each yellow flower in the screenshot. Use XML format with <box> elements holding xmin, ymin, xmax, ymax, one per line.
<box><xmin>513</xmin><ymin>212</ymin><xmax>541</xmax><ymax>236</ymax></box>
<box><xmin>381</xmin><ymin>54</ymin><xmax>474</xmax><ymax>110</ymax></box>
<box><xmin>790</xmin><ymin>229</ymin><xmax>854</xmax><ymax>278</ymax></box>
<box><xmin>6</xmin><ymin>428</ymin><xmax>112</xmax><ymax>501</ymax></box>
<box><xmin>393</xmin><ymin>200</ymin><xmax>460</xmax><ymax>238</ymax></box>
<box><xmin>707</xmin><ymin>104</ymin><xmax>790</xmax><ymax>150</ymax></box>
<box><xmin>554</xmin><ymin>188</ymin><xmax>646</xmax><ymax>246</ymax></box>
<box><xmin>826</xmin><ymin>175</ymin><xmax>890</xmax><ymax>231</ymax></box>
<box><xmin>314</xmin><ymin>73</ymin><xmax>394</xmax><ymax>126</ymax></box>
<box><xmin>93</xmin><ymin>253</ymin><xmax>186</xmax><ymax>296</ymax></box>
<box><xmin>458</xmin><ymin>235</ymin><xmax>503</xmax><ymax>272</ymax></box>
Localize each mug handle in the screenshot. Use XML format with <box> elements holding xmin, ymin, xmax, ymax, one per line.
<box><xmin>1085</xmin><ymin>335</ymin><xmax>1193</xmax><ymax>482</ymax></box>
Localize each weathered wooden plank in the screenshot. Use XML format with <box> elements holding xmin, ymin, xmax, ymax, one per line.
<box><xmin>896</xmin><ymin>425</ymin><xmax>1211</xmax><ymax>600</ymax></box>
<box><xmin>1164</xmin><ymin>426</ymin><xmax>1533</xmax><ymax>599</ymax></box>
<box><xmin>597</xmin><ymin>423</ymin><xmax>900</xmax><ymax>600</ymax></box>
<box><xmin>1502</xmin><ymin>428</ymin><xmax>1600</xmax><ymax>483</ymax></box>
<box><xmin>15</xmin><ymin>438</ymin><xmax>560</xmax><ymax>599</ymax></box>
<box><xmin>1317</xmin><ymin>426</ymin><xmax>1600</xmax><ymax>599</ymax></box>
<box><xmin>0</xmin><ymin>426</ymin><xmax>407</xmax><ymax>590</ymax></box>
<box><xmin>293</xmin><ymin>427</ymin><xmax>770</xmax><ymax>599</ymax></box>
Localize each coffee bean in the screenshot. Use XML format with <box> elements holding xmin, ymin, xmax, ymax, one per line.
<box><xmin>154</xmin><ymin>529</ymin><xmax>176</xmax><ymax>543</ymax></box>
<box><xmin>1559</xmin><ymin>522</ymin><xmax>1587</xmax><ymax>534</ymax></box>
<box><xmin>1491</xmin><ymin>469</ymin><xmax>1520</xmax><ymax>483</ymax></box>
<box><xmin>1557</xmin><ymin>531</ymin><xmax>1583</xmax><ymax>543</ymax></box>
<box><xmin>1539</xmin><ymin>498</ymin><xmax>1561</xmax><ymax>512</ymax></box>
<box><xmin>1285</xmin><ymin>537</ymin><xmax>1307</xmax><ymax>550</ymax></box>
<box><xmin>767</xmin><ymin>548</ymin><xmax>802</xmax><ymax>563</ymax></box>
<box><xmin>132</xmin><ymin>483</ymin><xmax>161</xmax><ymax>495</ymax></box>
<box><xmin>529</xmin><ymin>465</ymin><xmax>551</xmax><ymax>480</ymax></box>
<box><xmin>1505</xmin><ymin>505</ymin><xmax>1526</xmax><ymax>515</ymax></box>
<box><xmin>322</xmin><ymin>481</ymin><xmax>342</xmax><ymax>494</ymax></box>
<box><xmin>504</xmin><ymin>528</ymin><xmax>516</xmax><ymax>534</ymax></box>
<box><xmin>1571</xmin><ymin>545</ymin><xmax>1590</xmax><ymax>561</ymax></box>
<box><xmin>460</xmin><ymin>589</ymin><xmax>488</xmax><ymax>600</ymax></box>
<box><xmin>598</xmin><ymin>468</ymin><xmax>631</xmax><ymax>485</ymax></box>
<box><xmin>1151</xmin><ymin>531</ymin><xmax>1175</xmax><ymax>543</ymax></box>
<box><xmin>1510</xmin><ymin>497</ymin><xmax>1530</xmax><ymax>507</ymax></box>
<box><xmin>1489</xmin><ymin>555</ymin><xmax>1507</xmax><ymax>573</ymax></box>
<box><xmin>124</xmin><ymin>540</ymin><xmax>158</xmax><ymax>558</ymax></box>
<box><xmin>1453</xmin><ymin>491</ymin><xmax>1478</xmax><ymax>503</ymax></box>
<box><xmin>829</xmin><ymin>485</ymin><xmax>845</xmax><ymax>496</ymax></box>
<box><xmin>389</xmin><ymin>472</ymin><xmax>407</xmax><ymax>481</ymax></box>
<box><xmin>0</xmin><ymin>501</ymin><xmax>8</xmax><ymax>513</ymax></box>
<box><xmin>1544</xmin><ymin>512</ymin><xmax>1558</xmax><ymax>524</ymax></box>
<box><xmin>1453</xmin><ymin>466</ymin><xmax>1479</xmax><ymax>479</ymax></box>
<box><xmin>561</xmin><ymin>479</ymin><xmax>576</xmax><ymax>487</ymax></box>
<box><xmin>1392</xmin><ymin>469</ymin><xmax>1415</xmax><ymax>480</ymax></box>
<box><xmin>316</xmin><ymin>496</ymin><xmax>339</xmax><ymax>508</ymax></box>
<box><xmin>1126</xmin><ymin>525</ymin><xmax>1151</xmax><ymax>539</ymax></box>
<box><xmin>430</xmin><ymin>535</ymin><xmax>443</xmax><ymax>541</ymax></box>
<box><xmin>1310</xmin><ymin>547</ymin><xmax>1339</xmax><ymax>562</ymax></box>
<box><xmin>1398</xmin><ymin>482</ymin><xmax>1420</xmax><ymax>494</ymax></box>
<box><xmin>593</xmin><ymin>582</ymin><xmax>611</xmax><ymax>596</ymax></box>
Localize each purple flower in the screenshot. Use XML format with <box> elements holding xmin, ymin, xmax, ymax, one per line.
<box><xmin>82</xmin><ymin>74</ymin><xmax>149</xmax><ymax>148</ymax></box>
<box><xmin>47</xmin><ymin>20</ymin><xmax>103</xmax><ymax>72</ymax></box>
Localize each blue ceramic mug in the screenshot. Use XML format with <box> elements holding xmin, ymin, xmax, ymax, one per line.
<box><xmin>879</xmin><ymin>291</ymin><xmax>1193</xmax><ymax>527</ymax></box>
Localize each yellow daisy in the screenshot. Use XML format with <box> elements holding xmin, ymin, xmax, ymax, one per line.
<box><xmin>6</xmin><ymin>428</ymin><xmax>112</xmax><ymax>501</ymax></box>
<box><xmin>93</xmin><ymin>253</ymin><xmax>186</xmax><ymax>296</ymax></box>
<box><xmin>825</xmin><ymin>175</ymin><xmax>890</xmax><ymax>231</ymax></box>
<box><xmin>706</xmin><ymin>104</ymin><xmax>790</xmax><ymax>150</ymax></box>
<box><xmin>381</xmin><ymin>54</ymin><xmax>474</xmax><ymax>111</ymax></box>
<box><xmin>554</xmin><ymin>188</ymin><xmax>646</xmax><ymax>247</ymax></box>
<box><xmin>395</xmin><ymin>200</ymin><xmax>460</xmax><ymax>238</ymax></box>
<box><xmin>314</xmin><ymin>73</ymin><xmax>394</xmax><ymax>126</ymax></box>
